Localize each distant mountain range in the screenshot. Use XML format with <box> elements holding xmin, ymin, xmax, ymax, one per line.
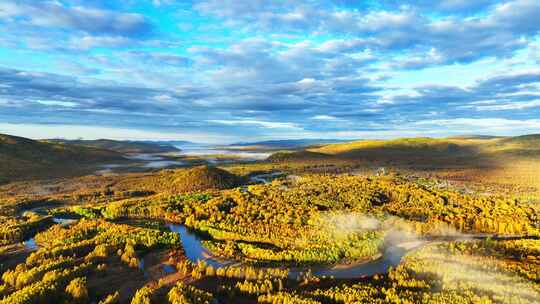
<box><xmin>230</xmin><ymin>139</ymin><xmax>348</xmax><ymax>148</ymax></box>
<box><xmin>136</xmin><ymin>140</ymin><xmax>197</xmax><ymax>147</ymax></box>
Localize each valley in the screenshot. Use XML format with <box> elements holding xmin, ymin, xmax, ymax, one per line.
<box><xmin>3</xmin><ymin>1</ymin><xmax>539</xmax><ymax>302</ymax></box>
<box><xmin>0</xmin><ymin>133</ymin><xmax>538</xmax><ymax>303</ymax></box>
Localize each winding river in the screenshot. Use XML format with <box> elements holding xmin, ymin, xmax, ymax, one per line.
<box><xmin>20</xmin><ymin>172</ymin><xmax>537</xmax><ymax>279</ymax></box>
<box><xmin>166</xmin><ymin>225</ymin><xmax>536</xmax><ymax>279</ymax></box>
<box><xmin>168</xmin><ymin>223</ymin><xmax>428</xmax><ymax>279</ymax></box>
<box><xmin>24</xmin><ymin>215</ymin><xmax>536</xmax><ymax>279</ymax></box>
<box><xmin>23</xmin><ymin>216</ymin><xmax>425</xmax><ymax>279</ymax></box>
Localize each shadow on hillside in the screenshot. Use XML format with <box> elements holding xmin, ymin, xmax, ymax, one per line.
<box><xmin>268</xmin><ymin>143</ymin><xmax>502</xmax><ymax>174</ymax></box>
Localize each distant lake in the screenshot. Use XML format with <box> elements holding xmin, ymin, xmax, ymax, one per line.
<box><xmin>172</xmin><ymin>144</ymin><xmax>271</xmax><ymax>161</ymax></box>
<box><xmin>95</xmin><ymin>144</ymin><xmax>270</xmax><ymax>175</ymax></box>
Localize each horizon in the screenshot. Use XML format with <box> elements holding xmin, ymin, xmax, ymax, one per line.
<box><xmin>0</xmin><ymin>126</ymin><xmax>538</xmax><ymax>146</ymax></box>
<box><xmin>1</xmin><ymin>1</ymin><xmax>540</xmax><ymax>142</ymax></box>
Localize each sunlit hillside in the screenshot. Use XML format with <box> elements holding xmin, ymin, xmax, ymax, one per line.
<box><xmin>488</xmin><ymin>134</ymin><xmax>540</xmax><ymax>156</ymax></box>
<box><xmin>241</xmin><ymin>136</ymin><xmax>540</xmax><ymax>200</ymax></box>
<box><xmin>311</xmin><ymin>136</ymin><xmax>540</xmax><ymax>196</ymax></box>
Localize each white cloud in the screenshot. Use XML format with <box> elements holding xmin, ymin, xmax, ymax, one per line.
<box><xmin>208</xmin><ymin>119</ymin><xmax>301</xmax><ymax>129</ymax></box>
<box><xmin>35</xmin><ymin>100</ymin><xmax>78</xmax><ymax>107</ymax></box>
<box><xmin>70</xmin><ymin>36</ymin><xmax>133</xmax><ymax>50</ymax></box>
<box><xmin>153</xmin><ymin>94</ymin><xmax>174</xmax><ymax>103</ymax></box>
<box><xmin>0</xmin><ymin>1</ymin><xmax>152</xmax><ymax>37</ymax></box>
<box><xmin>474</xmin><ymin>99</ymin><xmax>540</xmax><ymax>110</ymax></box>
<box><xmin>417</xmin><ymin>118</ymin><xmax>540</xmax><ymax>132</ymax></box>
<box><xmin>1</xmin><ymin>1</ymin><xmax>540</xmax><ymax>142</ymax></box>
<box><xmin>152</xmin><ymin>0</ymin><xmax>175</xmax><ymax>6</ymax></box>
<box><xmin>311</xmin><ymin>115</ymin><xmax>338</xmax><ymax>120</ymax></box>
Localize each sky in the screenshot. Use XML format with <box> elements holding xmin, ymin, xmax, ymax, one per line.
<box><xmin>0</xmin><ymin>0</ymin><xmax>539</xmax><ymax>143</ymax></box>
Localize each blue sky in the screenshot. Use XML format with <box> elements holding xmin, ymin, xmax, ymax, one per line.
<box><xmin>0</xmin><ymin>0</ymin><xmax>539</xmax><ymax>143</ymax></box>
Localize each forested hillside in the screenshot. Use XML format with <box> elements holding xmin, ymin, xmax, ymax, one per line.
<box><xmin>45</xmin><ymin>139</ymin><xmax>180</xmax><ymax>154</ymax></box>
<box><xmin>0</xmin><ymin>134</ymin><xmax>125</xmax><ymax>183</ymax></box>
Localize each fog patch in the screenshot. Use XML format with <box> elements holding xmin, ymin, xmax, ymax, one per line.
<box><xmin>322</xmin><ymin>212</ymin><xmax>380</xmax><ymax>233</ymax></box>
<box><xmin>409</xmin><ymin>244</ymin><xmax>540</xmax><ymax>302</ymax></box>
<box><xmin>306</xmin><ymin>211</ymin><xmax>540</xmax><ymax>302</ymax></box>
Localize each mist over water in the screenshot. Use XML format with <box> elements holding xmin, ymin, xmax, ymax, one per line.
<box><xmin>172</xmin><ymin>144</ymin><xmax>271</xmax><ymax>160</ymax></box>
<box><xmin>306</xmin><ymin>212</ymin><xmax>540</xmax><ymax>300</ymax></box>
<box><xmin>416</xmin><ymin>244</ymin><xmax>540</xmax><ymax>302</ymax></box>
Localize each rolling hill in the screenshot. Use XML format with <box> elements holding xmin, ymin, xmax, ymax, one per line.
<box><xmin>307</xmin><ymin>135</ymin><xmax>540</xmax><ymax>158</ymax></box>
<box><xmin>0</xmin><ymin>133</ymin><xmax>126</xmax><ymax>183</ymax></box>
<box><xmin>310</xmin><ymin>137</ymin><xmax>471</xmax><ymax>156</ymax></box>
<box><xmin>159</xmin><ymin>165</ymin><xmax>244</xmax><ymax>193</ymax></box>
<box><xmin>261</xmin><ymin>135</ymin><xmax>540</xmax><ymax>197</ymax></box>
<box><xmin>263</xmin><ymin>135</ymin><xmax>540</xmax><ymax>171</ymax></box>
<box><xmin>46</xmin><ymin>139</ymin><xmax>180</xmax><ymax>154</ymax></box>
<box><xmin>267</xmin><ymin>150</ymin><xmax>331</xmax><ymax>162</ymax></box>
<box><xmin>494</xmin><ymin>134</ymin><xmax>540</xmax><ymax>151</ymax></box>
<box><xmin>230</xmin><ymin>139</ymin><xmax>347</xmax><ymax>150</ymax></box>
<box><xmin>93</xmin><ymin>165</ymin><xmax>245</xmax><ymax>195</ymax></box>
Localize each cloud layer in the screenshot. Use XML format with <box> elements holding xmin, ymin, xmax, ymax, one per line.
<box><xmin>0</xmin><ymin>0</ymin><xmax>539</xmax><ymax>142</ymax></box>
